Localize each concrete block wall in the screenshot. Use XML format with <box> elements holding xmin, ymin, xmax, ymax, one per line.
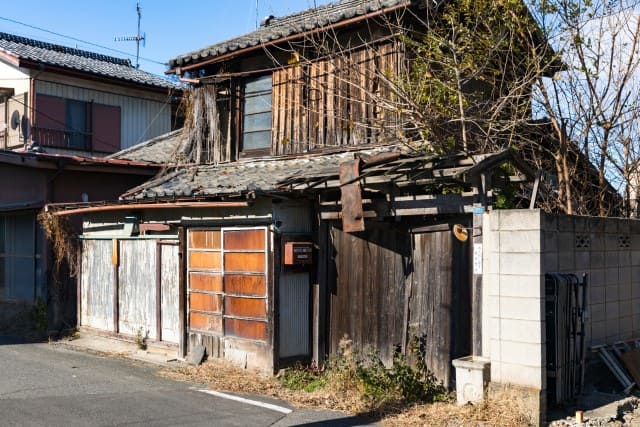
<box><xmin>541</xmin><ymin>214</ymin><xmax>640</xmax><ymax>346</ymax></box>
<box><xmin>482</xmin><ymin>209</ymin><xmax>546</xmax><ymax>392</ymax></box>
<box><xmin>483</xmin><ymin>210</ymin><xmax>640</xmax><ymax>413</ymax></box>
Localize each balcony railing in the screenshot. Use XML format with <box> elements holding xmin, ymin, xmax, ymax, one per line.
<box><xmin>31</xmin><ymin>126</ymin><xmax>91</xmax><ymax>151</ymax></box>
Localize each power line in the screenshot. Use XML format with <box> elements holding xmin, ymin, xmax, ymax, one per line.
<box><xmin>0</xmin><ymin>15</ymin><xmax>165</xmax><ymax>67</ymax></box>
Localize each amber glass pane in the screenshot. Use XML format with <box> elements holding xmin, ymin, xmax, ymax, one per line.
<box><xmin>223</xmin><ymin>229</ymin><xmax>265</xmax><ymax>251</ymax></box>
<box><xmin>190</xmin><ymin>293</ymin><xmax>223</xmax><ymax>313</ymax></box>
<box><xmin>189</xmin><ymin>312</ymin><xmax>222</xmax><ymax>333</ymax></box>
<box><xmin>225</xmin><ymin>296</ymin><xmax>266</xmax><ymax>318</ymax></box>
<box><xmin>189</xmin><ymin>273</ymin><xmax>223</xmax><ymax>293</ymax></box>
<box><xmin>189</xmin><ymin>251</ymin><xmax>221</xmax><ymax>270</ymax></box>
<box><xmin>224</xmin><ymin>275</ymin><xmax>266</xmax><ymax>296</ymax></box>
<box><xmin>224</xmin><ymin>318</ymin><xmax>267</xmax><ymax>341</ymax></box>
<box><xmin>224</xmin><ymin>252</ymin><xmax>265</xmax><ymax>272</ymax></box>
<box><xmin>189</xmin><ymin>230</ymin><xmax>221</xmax><ymax>249</ymax></box>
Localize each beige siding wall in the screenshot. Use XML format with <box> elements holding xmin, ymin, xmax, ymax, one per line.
<box><xmin>34</xmin><ymin>75</ymin><xmax>171</xmax><ymax>149</ymax></box>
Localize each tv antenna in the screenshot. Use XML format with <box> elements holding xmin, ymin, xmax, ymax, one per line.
<box><xmin>115</xmin><ymin>2</ymin><xmax>146</xmax><ymax>68</ymax></box>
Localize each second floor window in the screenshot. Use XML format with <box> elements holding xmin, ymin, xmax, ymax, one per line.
<box><xmin>241</xmin><ymin>75</ymin><xmax>272</xmax><ymax>154</ymax></box>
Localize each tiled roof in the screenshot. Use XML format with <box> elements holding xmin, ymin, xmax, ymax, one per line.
<box><xmin>0</xmin><ymin>32</ymin><xmax>179</xmax><ymax>89</ymax></box>
<box><xmin>169</xmin><ymin>0</ymin><xmax>411</xmax><ymax>69</ymax></box>
<box><xmin>122</xmin><ymin>145</ymin><xmax>402</xmax><ymax>200</ymax></box>
<box><xmin>108</xmin><ymin>129</ymin><xmax>184</xmax><ymax>164</ymax></box>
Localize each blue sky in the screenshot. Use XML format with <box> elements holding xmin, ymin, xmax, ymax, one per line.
<box><xmin>0</xmin><ymin>0</ymin><xmax>332</xmax><ymax>76</ymax></box>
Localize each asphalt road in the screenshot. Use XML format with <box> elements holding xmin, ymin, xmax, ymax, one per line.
<box><xmin>0</xmin><ymin>336</ymin><xmax>290</xmax><ymax>427</ymax></box>
<box><xmin>0</xmin><ymin>336</ymin><xmax>377</xmax><ymax>427</ymax></box>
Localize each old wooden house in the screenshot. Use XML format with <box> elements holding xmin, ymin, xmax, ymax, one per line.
<box><xmin>56</xmin><ymin>0</ymin><xmax>544</xmax><ymax>385</ymax></box>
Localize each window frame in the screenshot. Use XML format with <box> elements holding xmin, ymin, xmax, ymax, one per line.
<box><xmin>240</xmin><ymin>74</ymin><xmax>273</xmax><ymax>157</ymax></box>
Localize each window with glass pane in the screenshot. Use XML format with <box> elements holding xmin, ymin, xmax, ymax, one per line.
<box><xmin>242</xmin><ymin>75</ymin><xmax>272</xmax><ymax>152</ymax></box>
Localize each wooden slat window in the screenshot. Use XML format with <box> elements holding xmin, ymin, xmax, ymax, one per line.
<box><xmin>187</xmin><ymin>227</ymin><xmax>268</xmax><ymax>342</ymax></box>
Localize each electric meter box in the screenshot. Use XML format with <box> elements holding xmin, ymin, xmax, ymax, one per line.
<box><xmin>283</xmin><ymin>241</ymin><xmax>313</xmax><ymax>265</ymax></box>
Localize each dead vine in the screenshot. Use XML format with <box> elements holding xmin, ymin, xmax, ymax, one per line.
<box><xmin>37</xmin><ymin>210</ymin><xmax>78</xmax><ymax>279</ymax></box>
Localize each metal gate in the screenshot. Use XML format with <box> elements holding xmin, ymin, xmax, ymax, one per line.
<box><xmin>545</xmin><ymin>273</ymin><xmax>587</xmax><ymax>404</ymax></box>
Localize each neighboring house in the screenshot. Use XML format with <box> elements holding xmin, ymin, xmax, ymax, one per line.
<box><xmin>0</xmin><ymin>150</ymin><xmax>160</xmax><ymax>330</ymax></box>
<box><xmin>0</xmin><ymin>32</ymin><xmax>180</xmax><ymax>157</ymax></box>
<box><xmin>65</xmin><ymin>0</ymin><xmax>540</xmax><ymax>379</ymax></box>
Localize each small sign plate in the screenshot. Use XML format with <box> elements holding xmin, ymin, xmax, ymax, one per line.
<box><xmin>473</xmin><ymin>243</ymin><xmax>483</xmax><ymax>274</ymax></box>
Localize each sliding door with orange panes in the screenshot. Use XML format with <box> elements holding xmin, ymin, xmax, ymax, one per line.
<box><xmin>187</xmin><ymin>227</ymin><xmax>268</xmax><ymax>342</ymax></box>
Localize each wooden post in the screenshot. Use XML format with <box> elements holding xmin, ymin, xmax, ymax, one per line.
<box><xmin>76</xmin><ymin>240</ymin><xmax>82</xmax><ymax>329</ymax></box>
<box><xmin>112</xmin><ymin>238</ymin><xmax>119</xmax><ymax>334</ymax></box>
<box><xmin>312</xmin><ymin>283</ymin><xmax>320</xmax><ymax>364</ymax></box>
<box><xmin>178</xmin><ymin>227</ymin><xmax>187</xmax><ymax>358</ymax></box>
<box><xmin>471</xmin><ymin>173</ymin><xmax>491</xmax><ymax>356</ymax></box>
<box><xmin>155</xmin><ymin>241</ymin><xmax>162</xmax><ymax>342</ymax></box>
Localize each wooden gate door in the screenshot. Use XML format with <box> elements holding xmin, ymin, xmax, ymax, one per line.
<box><xmin>158</xmin><ymin>242</ymin><xmax>180</xmax><ymax>343</ymax></box>
<box><xmin>187</xmin><ymin>227</ymin><xmax>269</xmax><ymax>344</ymax></box>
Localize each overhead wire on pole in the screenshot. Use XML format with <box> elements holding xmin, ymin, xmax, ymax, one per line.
<box><xmin>0</xmin><ymin>15</ymin><xmax>165</xmax><ymax>66</ymax></box>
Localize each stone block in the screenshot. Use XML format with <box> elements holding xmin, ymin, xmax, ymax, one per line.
<box><xmin>605</xmin><ymin>301</ymin><xmax>620</xmax><ymax>319</ymax></box>
<box><xmin>620</xmin><ymin>299</ymin><xmax>632</xmax><ymax>317</ymax></box>
<box><xmin>499</xmin><ymin>341</ymin><xmax>544</xmax><ymax>367</ymax></box>
<box><xmin>558</xmin><ymin>232</ymin><xmax>575</xmax><ymax>253</ymax></box>
<box><xmin>590</xmin><ymin>303</ymin><xmax>606</xmax><ymax>322</ymax></box>
<box><xmin>633</xmin><ymin>283</ymin><xmax>640</xmax><ymax>300</ymax></box>
<box><xmin>574</xmin><ymin>216</ymin><xmax>589</xmax><ymax>233</ymax></box>
<box><xmin>620</xmin><ymin>316</ymin><xmax>633</xmax><ymax>340</ymax></box>
<box><xmin>558</xmin><ymin>251</ymin><xmax>575</xmax><ymax>272</ymax></box>
<box><xmin>632</xmin><ymin>298</ymin><xmax>640</xmax><ymax>316</ymax></box>
<box><xmin>605</xmin><ymin>268</ymin><xmax>619</xmax><ymax>286</ymax></box>
<box><xmin>557</xmin><ymin>215</ymin><xmax>575</xmax><ymax>233</ymax></box>
<box><xmin>575</xmin><ymin>251</ymin><xmax>590</xmax><ymax>270</ymax></box>
<box><xmin>590</xmin><ymin>233</ymin><xmax>605</xmax><ymax>251</ymax></box>
<box><xmin>619</xmin><ymin>219</ymin><xmax>631</xmax><ymax>234</ymax></box>
<box><xmin>499</xmin><ymin>253</ymin><xmax>542</xmax><ymax>275</ymax></box>
<box><xmin>619</xmin><ymin>250</ymin><xmax>631</xmax><ymax>266</ymax></box>
<box><xmin>620</xmin><ymin>282</ymin><xmax>632</xmax><ymax>300</ymax></box>
<box><xmin>484</xmin><ymin>252</ymin><xmax>499</xmax><ymax>275</ymax></box>
<box><xmin>499</xmin><ymin>275</ymin><xmax>543</xmax><ymax>299</ymax></box>
<box><xmin>605</xmin><ymin>283</ymin><xmax>619</xmax><ymax>303</ymax></box>
<box><xmin>632</xmin><ymin>251</ymin><xmax>640</xmax><ymax>267</ymax></box>
<box><xmin>633</xmin><ymin>314</ymin><xmax>640</xmax><ymax>335</ymax></box>
<box><xmin>500</xmin><ymin>318</ymin><xmax>544</xmax><ymax>344</ymax></box>
<box><xmin>604</xmin><ymin>219</ymin><xmax>619</xmax><ymax>233</ymax></box>
<box><xmin>589</xmin><ymin>268</ymin><xmax>606</xmax><ymax>286</ymax></box>
<box><xmin>630</xmin><ymin>219</ymin><xmax>640</xmax><ymax>234</ymax></box>
<box><xmin>498</xmin><ymin>361</ymin><xmax>544</xmax><ymax>389</ymax></box>
<box><xmin>490</xmin><ymin>338</ymin><xmax>502</xmax><ymax>364</ymax></box>
<box><xmin>543</xmin><ymin>231</ymin><xmax>558</xmax><ymax>253</ymax></box>
<box><xmin>590</xmin><ymin>286</ymin><xmax>606</xmax><ymax>305</ymax></box>
<box><xmin>590</xmin><ymin>321</ymin><xmax>607</xmax><ymax>345</ymax></box>
<box><xmin>500</xmin><ymin>230</ymin><xmax>541</xmax><ymax>253</ymax></box>
<box><xmin>484</xmin><ymin>274</ymin><xmax>500</xmax><ymax>297</ymax></box>
<box><xmin>498</xmin><ymin>210</ymin><xmax>541</xmax><ymax>231</ymax></box>
<box><xmin>486</xmin><ymin>211</ymin><xmax>500</xmax><ymax>231</ymax></box>
<box><xmin>542</xmin><ymin>212</ymin><xmax>558</xmax><ymax>232</ymax></box>
<box><xmin>499</xmin><ymin>296</ymin><xmax>543</xmax><ymax>321</ymax></box>
<box><xmin>606</xmin><ymin>317</ymin><xmax>620</xmax><ymax>340</ymax></box>
<box><xmin>543</xmin><ymin>252</ymin><xmax>559</xmax><ymax>272</ymax></box>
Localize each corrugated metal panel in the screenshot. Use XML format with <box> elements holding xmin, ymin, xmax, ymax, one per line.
<box><xmin>273</xmin><ymin>201</ymin><xmax>312</xmax><ymax>233</ymax></box>
<box><xmin>279</xmin><ymin>272</ymin><xmax>310</xmax><ymax>358</ymax></box>
<box><xmin>118</xmin><ymin>239</ymin><xmax>156</xmax><ymax>339</ymax></box>
<box><xmin>160</xmin><ymin>244</ymin><xmax>180</xmax><ymax>343</ymax></box>
<box><xmin>35</xmin><ymin>80</ymin><xmax>170</xmax><ymax>149</ymax></box>
<box><xmin>80</xmin><ymin>240</ymin><xmax>113</xmax><ymax>329</ymax></box>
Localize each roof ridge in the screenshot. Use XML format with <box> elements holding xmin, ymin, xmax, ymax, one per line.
<box><xmin>0</xmin><ymin>31</ymin><xmax>132</xmax><ymax>66</ymax></box>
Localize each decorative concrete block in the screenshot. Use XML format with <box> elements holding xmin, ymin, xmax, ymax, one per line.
<box><xmin>452</xmin><ymin>356</ymin><xmax>491</xmax><ymax>405</ymax></box>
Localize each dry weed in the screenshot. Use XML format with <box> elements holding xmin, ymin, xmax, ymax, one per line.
<box><xmin>159</xmin><ymin>360</ymin><xmax>533</xmax><ymax>425</ymax></box>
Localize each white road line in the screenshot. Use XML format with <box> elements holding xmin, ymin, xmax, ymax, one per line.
<box><xmin>198</xmin><ymin>389</ymin><xmax>293</xmax><ymax>414</ymax></box>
